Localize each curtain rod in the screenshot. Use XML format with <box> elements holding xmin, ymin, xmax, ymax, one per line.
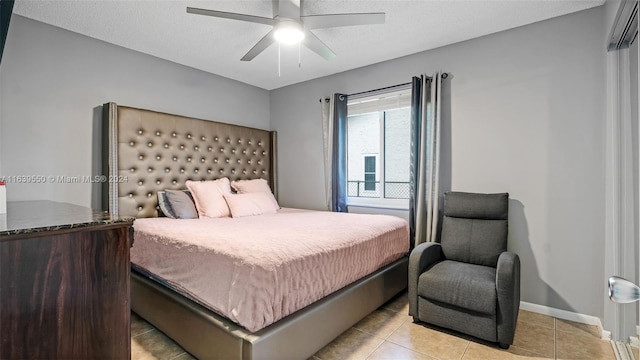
<box><xmin>348</xmin><ymin>82</ymin><xmax>411</xmax><ymax>98</ymax></box>
<box><xmin>319</xmin><ymin>73</ymin><xmax>449</xmax><ymax>102</ymax></box>
<box><xmin>348</xmin><ymin>72</ymin><xmax>449</xmax><ymax>98</ymax></box>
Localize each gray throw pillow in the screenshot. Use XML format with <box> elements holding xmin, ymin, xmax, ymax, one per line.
<box><xmin>157</xmin><ymin>190</ymin><xmax>198</xmax><ymax>219</ymax></box>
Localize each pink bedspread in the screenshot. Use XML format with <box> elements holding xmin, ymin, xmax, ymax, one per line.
<box><xmin>131</xmin><ymin>208</ymin><xmax>409</xmax><ymax>332</ymax></box>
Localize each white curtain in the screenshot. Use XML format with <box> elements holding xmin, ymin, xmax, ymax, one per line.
<box><xmin>410</xmin><ymin>73</ymin><xmax>443</xmax><ymax>246</ymax></box>
<box><xmin>604</xmin><ymin>46</ymin><xmax>638</xmax><ymax>343</ymax></box>
<box><xmin>321</xmin><ymin>97</ymin><xmax>334</xmax><ymax>211</ymax></box>
<box><xmin>321</xmin><ymin>94</ymin><xmax>349</xmax><ymax>212</ymax></box>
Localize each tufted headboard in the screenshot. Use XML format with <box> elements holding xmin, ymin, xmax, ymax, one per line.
<box><xmin>101</xmin><ymin>102</ymin><xmax>277</xmax><ymax>218</ymax></box>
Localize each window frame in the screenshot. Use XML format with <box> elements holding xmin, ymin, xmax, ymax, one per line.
<box><xmin>363</xmin><ymin>155</ymin><xmax>377</xmax><ymax>191</ymax></box>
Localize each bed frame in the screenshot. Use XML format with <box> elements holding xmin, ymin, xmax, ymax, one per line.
<box><xmin>102</xmin><ymin>102</ymin><xmax>408</xmax><ymax>359</ymax></box>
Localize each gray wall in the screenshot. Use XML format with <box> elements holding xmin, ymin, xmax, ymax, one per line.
<box><xmin>271</xmin><ymin>7</ymin><xmax>607</xmax><ymax>318</ymax></box>
<box><xmin>0</xmin><ymin>15</ymin><xmax>270</xmax><ymax>208</ymax></box>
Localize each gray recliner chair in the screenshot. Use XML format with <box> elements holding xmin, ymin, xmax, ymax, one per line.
<box><xmin>408</xmin><ymin>191</ymin><xmax>520</xmax><ymax>349</ymax></box>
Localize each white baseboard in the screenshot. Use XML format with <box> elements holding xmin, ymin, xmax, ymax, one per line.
<box><xmin>520</xmin><ymin>301</ymin><xmax>610</xmax><ymax>340</ymax></box>
<box><xmin>604</xmin><ymin>329</ymin><xmax>613</xmax><ymax>340</ymax></box>
<box><xmin>612</xmin><ymin>340</ymin><xmax>636</xmax><ymax>360</ymax></box>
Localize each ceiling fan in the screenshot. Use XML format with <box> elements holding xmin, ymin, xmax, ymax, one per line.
<box><xmin>187</xmin><ymin>0</ymin><xmax>385</xmax><ymax>61</ymax></box>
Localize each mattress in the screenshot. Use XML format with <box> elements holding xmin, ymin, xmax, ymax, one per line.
<box><xmin>131</xmin><ymin>208</ymin><xmax>409</xmax><ymax>332</ymax></box>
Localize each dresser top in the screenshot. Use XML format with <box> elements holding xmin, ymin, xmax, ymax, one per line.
<box><xmin>0</xmin><ymin>201</ymin><xmax>134</xmax><ymax>237</ymax></box>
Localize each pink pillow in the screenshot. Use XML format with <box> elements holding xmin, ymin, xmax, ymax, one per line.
<box><xmin>224</xmin><ymin>193</ymin><xmax>278</xmax><ymax>218</ymax></box>
<box><xmin>186</xmin><ymin>178</ymin><xmax>232</xmax><ymax>218</ymax></box>
<box><xmin>230</xmin><ymin>179</ymin><xmax>280</xmax><ymax>209</ymax></box>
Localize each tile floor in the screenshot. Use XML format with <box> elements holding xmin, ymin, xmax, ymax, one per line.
<box><xmin>132</xmin><ymin>291</ymin><xmax>620</xmax><ymax>360</ymax></box>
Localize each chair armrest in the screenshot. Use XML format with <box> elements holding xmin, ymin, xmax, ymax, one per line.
<box><xmin>408</xmin><ymin>242</ymin><xmax>443</xmax><ymax>317</ymax></box>
<box><xmin>496</xmin><ymin>251</ymin><xmax>521</xmax><ymax>345</ymax></box>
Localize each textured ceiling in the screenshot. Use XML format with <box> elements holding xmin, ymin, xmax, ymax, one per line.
<box><xmin>13</xmin><ymin>0</ymin><xmax>604</xmax><ymax>90</ymax></box>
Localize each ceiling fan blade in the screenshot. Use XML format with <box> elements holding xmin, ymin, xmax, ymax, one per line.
<box><xmin>276</xmin><ymin>0</ymin><xmax>301</xmax><ymax>21</ymax></box>
<box><xmin>187</xmin><ymin>7</ymin><xmax>276</xmax><ymax>26</ymax></box>
<box><xmin>302</xmin><ymin>13</ymin><xmax>385</xmax><ymax>29</ymax></box>
<box><xmin>241</xmin><ymin>30</ymin><xmax>276</xmax><ymax>61</ymax></box>
<box><xmin>304</xmin><ymin>31</ymin><xmax>336</xmax><ymax>60</ymax></box>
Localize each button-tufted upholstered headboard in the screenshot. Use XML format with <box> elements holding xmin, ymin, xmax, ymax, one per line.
<box><xmin>101</xmin><ymin>102</ymin><xmax>277</xmax><ymax>218</ymax></box>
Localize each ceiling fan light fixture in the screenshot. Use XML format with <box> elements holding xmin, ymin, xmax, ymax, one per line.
<box><xmin>273</xmin><ymin>21</ymin><xmax>305</xmax><ymax>45</ymax></box>
<box><xmin>187</xmin><ymin>1</ymin><xmax>385</xmax><ymax>61</ymax></box>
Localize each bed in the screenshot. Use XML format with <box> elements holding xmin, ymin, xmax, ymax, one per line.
<box><xmin>101</xmin><ymin>102</ymin><xmax>409</xmax><ymax>359</ymax></box>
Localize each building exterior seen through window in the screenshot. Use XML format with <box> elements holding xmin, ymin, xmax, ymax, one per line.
<box><xmin>347</xmin><ymin>86</ymin><xmax>411</xmax><ymax>209</ymax></box>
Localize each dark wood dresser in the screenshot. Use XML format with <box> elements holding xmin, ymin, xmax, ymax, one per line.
<box><xmin>0</xmin><ymin>201</ymin><xmax>134</xmax><ymax>359</ymax></box>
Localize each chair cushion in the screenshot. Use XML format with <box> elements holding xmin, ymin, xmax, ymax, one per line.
<box><xmin>441</xmin><ymin>217</ymin><xmax>507</xmax><ymax>267</ymax></box>
<box><xmin>418</xmin><ymin>260</ymin><xmax>497</xmax><ymax>315</ymax></box>
<box><xmin>443</xmin><ymin>192</ymin><xmax>508</xmax><ymax>220</ymax></box>
<box><xmin>440</xmin><ymin>190</ymin><xmax>509</xmax><ymax>267</ymax></box>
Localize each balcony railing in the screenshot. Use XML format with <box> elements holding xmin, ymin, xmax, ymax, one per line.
<box><xmin>347</xmin><ymin>181</ymin><xmax>410</xmax><ymax>199</ymax></box>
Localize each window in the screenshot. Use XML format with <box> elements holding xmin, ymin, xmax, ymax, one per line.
<box><xmin>364</xmin><ymin>155</ymin><xmax>376</xmax><ymax>191</ymax></box>
<box><xmin>347</xmin><ymin>86</ymin><xmax>411</xmax><ymax>209</ymax></box>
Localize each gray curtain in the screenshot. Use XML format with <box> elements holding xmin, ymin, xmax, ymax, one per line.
<box><xmin>0</xmin><ymin>0</ymin><xmax>14</xmax><ymax>64</ymax></box>
<box><xmin>410</xmin><ymin>74</ymin><xmax>444</xmax><ymax>247</ymax></box>
<box><xmin>321</xmin><ymin>93</ymin><xmax>348</xmax><ymax>212</ymax></box>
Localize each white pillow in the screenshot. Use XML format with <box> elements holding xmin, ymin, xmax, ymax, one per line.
<box><xmin>230</xmin><ymin>178</ymin><xmax>280</xmax><ymax>209</ymax></box>
<box><xmin>186</xmin><ymin>178</ymin><xmax>232</xmax><ymax>218</ymax></box>
<box><xmin>224</xmin><ymin>192</ymin><xmax>278</xmax><ymax>218</ymax></box>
